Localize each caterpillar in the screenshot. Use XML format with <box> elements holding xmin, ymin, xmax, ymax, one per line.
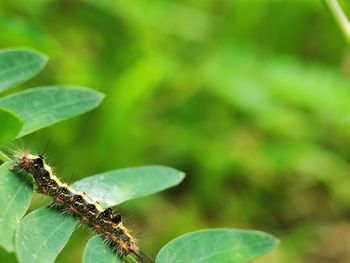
<box><xmin>12</xmin><ymin>152</ymin><xmax>150</xmax><ymax>262</ymax></box>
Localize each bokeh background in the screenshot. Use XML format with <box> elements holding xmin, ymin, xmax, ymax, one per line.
<box><xmin>1</xmin><ymin>0</ymin><xmax>350</xmax><ymax>262</ymax></box>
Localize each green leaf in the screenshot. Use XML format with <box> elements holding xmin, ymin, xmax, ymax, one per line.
<box><xmin>83</xmin><ymin>236</ymin><xmax>123</xmax><ymax>263</ymax></box>
<box><xmin>72</xmin><ymin>165</ymin><xmax>185</xmax><ymax>207</ymax></box>
<box><xmin>156</xmin><ymin>228</ymin><xmax>279</xmax><ymax>263</ymax></box>
<box><xmin>0</xmin><ymin>86</ymin><xmax>104</xmax><ymax>137</ymax></box>
<box><xmin>0</xmin><ymin>107</ymin><xmax>23</xmax><ymax>145</ymax></box>
<box><xmin>0</xmin><ymin>49</ymin><xmax>47</xmax><ymax>92</ymax></box>
<box><xmin>0</xmin><ymin>162</ymin><xmax>32</xmax><ymax>252</ymax></box>
<box><xmin>16</xmin><ymin>207</ymin><xmax>76</xmax><ymax>263</ymax></box>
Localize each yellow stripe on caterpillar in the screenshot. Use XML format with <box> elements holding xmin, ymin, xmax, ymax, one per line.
<box><xmin>12</xmin><ymin>152</ymin><xmax>140</xmax><ymax>259</ymax></box>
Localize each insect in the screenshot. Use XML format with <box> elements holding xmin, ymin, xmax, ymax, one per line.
<box><xmin>12</xmin><ymin>152</ymin><xmax>151</xmax><ymax>262</ymax></box>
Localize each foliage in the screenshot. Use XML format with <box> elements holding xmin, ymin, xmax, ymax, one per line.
<box><xmin>0</xmin><ymin>49</ymin><xmax>277</xmax><ymax>263</ymax></box>
<box><xmin>156</xmin><ymin>229</ymin><xmax>278</xmax><ymax>263</ymax></box>
<box><xmin>0</xmin><ymin>108</ymin><xmax>22</xmax><ymax>145</ymax></box>
<box><xmin>1</xmin><ymin>0</ymin><xmax>349</xmax><ymax>262</ymax></box>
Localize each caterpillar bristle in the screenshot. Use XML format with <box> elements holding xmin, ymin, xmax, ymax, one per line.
<box><xmin>40</xmin><ymin>138</ymin><xmax>52</xmax><ymax>157</ymax></box>
<box><xmin>60</xmin><ymin>206</ymin><xmax>73</xmax><ymax>216</ymax></box>
<box><xmin>11</xmin><ymin>152</ymin><xmax>152</xmax><ymax>262</ymax></box>
<box><xmin>47</xmin><ymin>201</ymin><xmax>60</xmax><ymax>209</ymax></box>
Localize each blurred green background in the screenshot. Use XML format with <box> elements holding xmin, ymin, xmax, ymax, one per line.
<box><xmin>1</xmin><ymin>0</ymin><xmax>350</xmax><ymax>262</ymax></box>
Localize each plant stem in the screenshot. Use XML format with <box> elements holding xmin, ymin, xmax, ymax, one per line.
<box><xmin>124</xmin><ymin>255</ymin><xmax>139</xmax><ymax>263</ymax></box>
<box><xmin>323</xmin><ymin>0</ymin><xmax>350</xmax><ymax>45</ymax></box>
<box><xmin>0</xmin><ymin>151</ymin><xmax>11</xmax><ymax>162</ymax></box>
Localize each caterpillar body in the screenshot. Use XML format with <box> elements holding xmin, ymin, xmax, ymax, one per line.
<box><xmin>13</xmin><ymin>152</ymin><xmax>146</xmax><ymax>261</ymax></box>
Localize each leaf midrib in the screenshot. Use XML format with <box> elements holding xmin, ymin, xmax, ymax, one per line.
<box><xmin>0</xmin><ymin>60</ymin><xmax>42</xmax><ymax>80</ymax></box>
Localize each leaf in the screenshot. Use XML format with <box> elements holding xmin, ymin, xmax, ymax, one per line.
<box><xmin>0</xmin><ymin>107</ymin><xmax>23</xmax><ymax>145</ymax></box>
<box><xmin>156</xmin><ymin>228</ymin><xmax>279</xmax><ymax>263</ymax></box>
<box><xmin>83</xmin><ymin>236</ymin><xmax>123</xmax><ymax>263</ymax></box>
<box><xmin>0</xmin><ymin>86</ymin><xmax>104</xmax><ymax>137</ymax></box>
<box><xmin>72</xmin><ymin>165</ymin><xmax>185</xmax><ymax>207</ymax></box>
<box><xmin>0</xmin><ymin>162</ymin><xmax>32</xmax><ymax>252</ymax></box>
<box><xmin>0</xmin><ymin>49</ymin><xmax>47</xmax><ymax>92</ymax></box>
<box><xmin>15</xmin><ymin>207</ymin><xmax>77</xmax><ymax>263</ymax></box>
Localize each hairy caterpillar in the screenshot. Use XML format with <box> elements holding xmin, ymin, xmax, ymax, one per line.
<box><xmin>12</xmin><ymin>152</ymin><xmax>150</xmax><ymax>262</ymax></box>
